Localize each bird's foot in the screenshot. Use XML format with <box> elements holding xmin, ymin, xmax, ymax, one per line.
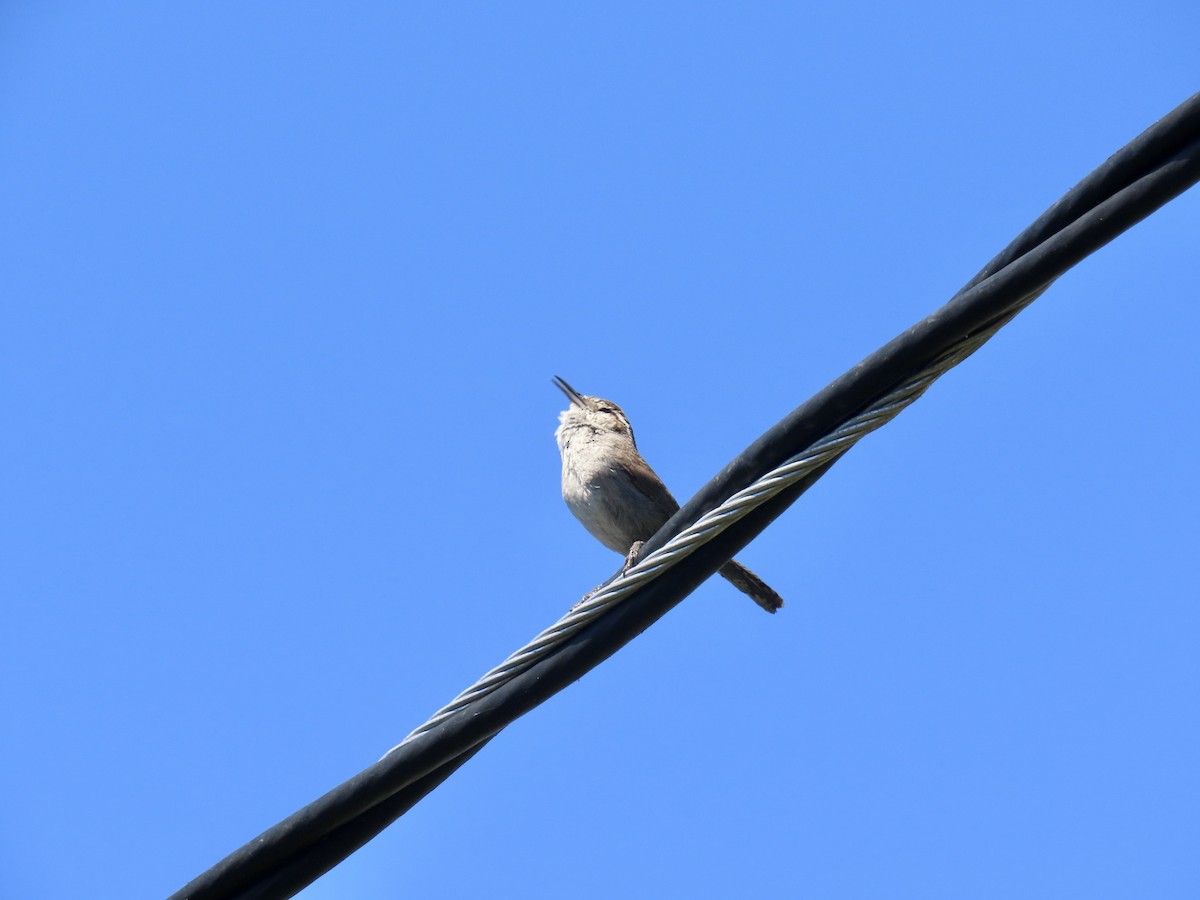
<box><xmin>621</xmin><ymin>541</ymin><xmax>645</xmax><ymax>573</ymax></box>
<box><xmin>571</xmin><ymin>584</ymin><xmax>604</xmax><ymax>611</ymax></box>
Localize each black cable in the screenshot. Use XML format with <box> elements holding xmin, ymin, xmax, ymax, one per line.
<box><xmin>656</xmin><ymin>112</ymin><xmax>1200</xmax><ymax>562</ymax></box>
<box><xmin>236</xmin><ymin>743</ymin><xmax>488</xmax><ymax>900</ymax></box>
<box><xmin>172</xmin><ymin>92</ymin><xmax>1200</xmax><ymax>900</ymax></box>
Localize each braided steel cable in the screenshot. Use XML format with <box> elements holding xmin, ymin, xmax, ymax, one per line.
<box><xmin>395</xmin><ymin>289</ymin><xmax>1046</xmax><ymax>747</ymax></box>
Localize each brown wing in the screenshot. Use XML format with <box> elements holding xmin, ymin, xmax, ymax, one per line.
<box><xmin>608</xmin><ymin>453</ymin><xmax>680</xmax><ymax>542</ymax></box>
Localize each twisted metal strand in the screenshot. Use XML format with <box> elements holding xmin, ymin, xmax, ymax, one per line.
<box><xmin>393</xmin><ymin>287</ymin><xmax>1046</xmax><ymax>750</ymax></box>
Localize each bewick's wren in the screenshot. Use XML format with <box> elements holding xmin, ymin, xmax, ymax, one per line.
<box><xmin>553</xmin><ymin>376</ymin><xmax>783</xmax><ymax>614</ymax></box>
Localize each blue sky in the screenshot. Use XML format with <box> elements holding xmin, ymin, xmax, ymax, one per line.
<box><xmin>3</xmin><ymin>5</ymin><xmax>1198</xmax><ymax>898</ymax></box>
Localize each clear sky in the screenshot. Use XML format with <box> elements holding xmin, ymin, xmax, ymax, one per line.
<box><xmin>3</xmin><ymin>5</ymin><xmax>1198</xmax><ymax>899</ymax></box>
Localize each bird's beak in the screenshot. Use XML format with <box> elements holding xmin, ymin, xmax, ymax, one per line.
<box><xmin>552</xmin><ymin>375</ymin><xmax>587</xmax><ymax>408</ymax></box>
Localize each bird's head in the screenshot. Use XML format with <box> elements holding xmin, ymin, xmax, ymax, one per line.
<box><xmin>553</xmin><ymin>376</ymin><xmax>637</xmax><ymax>449</ymax></box>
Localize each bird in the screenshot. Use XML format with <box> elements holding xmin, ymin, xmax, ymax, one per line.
<box><xmin>552</xmin><ymin>376</ymin><xmax>783</xmax><ymax>613</ymax></box>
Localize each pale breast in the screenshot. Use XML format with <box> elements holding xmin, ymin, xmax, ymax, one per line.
<box><xmin>560</xmin><ymin>439</ymin><xmax>675</xmax><ymax>555</ymax></box>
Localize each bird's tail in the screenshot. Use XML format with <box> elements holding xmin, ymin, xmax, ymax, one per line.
<box><xmin>718</xmin><ymin>560</ymin><xmax>784</xmax><ymax>614</ymax></box>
